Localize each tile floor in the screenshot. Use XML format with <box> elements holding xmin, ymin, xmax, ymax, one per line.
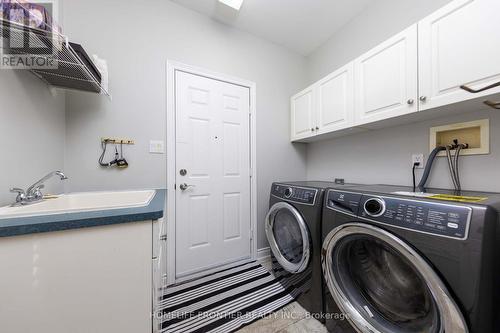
<box><xmin>235</xmin><ymin>258</ymin><xmax>328</xmax><ymax>333</ymax></box>
<box><xmin>236</xmin><ymin>302</ymin><xmax>327</xmax><ymax>333</ymax></box>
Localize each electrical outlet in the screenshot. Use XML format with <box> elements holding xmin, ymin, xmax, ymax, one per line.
<box><xmin>149</xmin><ymin>140</ymin><xmax>164</xmax><ymax>154</ymax></box>
<box><xmin>412</xmin><ymin>154</ymin><xmax>424</xmax><ymax>169</ymax></box>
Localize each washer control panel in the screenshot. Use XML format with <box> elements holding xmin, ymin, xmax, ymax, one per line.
<box><xmin>327</xmin><ymin>191</ymin><xmax>362</xmax><ymax>215</ymax></box>
<box><xmin>272</xmin><ymin>184</ymin><xmax>317</xmax><ymax>205</ymax></box>
<box><xmin>327</xmin><ymin>190</ymin><xmax>472</xmax><ymax>239</ymax></box>
<box><xmin>364</xmin><ymin>198</ymin><xmax>386</xmax><ymax>217</ymax></box>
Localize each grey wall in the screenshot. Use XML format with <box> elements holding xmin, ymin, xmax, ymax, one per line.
<box><xmin>304</xmin><ymin>0</ymin><xmax>500</xmax><ymax>192</ymax></box>
<box><xmin>62</xmin><ymin>0</ymin><xmax>307</xmax><ymax>249</ymax></box>
<box><xmin>307</xmin><ymin>110</ymin><xmax>500</xmax><ymax>191</ymax></box>
<box><xmin>0</xmin><ymin>71</ymin><xmax>65</xmax><ymax>206</ymax></box>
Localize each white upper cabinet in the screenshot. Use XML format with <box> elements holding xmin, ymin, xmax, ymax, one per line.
<box><xmin>418</xmin><ymin>0</ymin><xmax>500</xmax><ymax>110</ymax></box>
<box><xmin>317</xmin><ymin>62</ymin><xmax>355</xmax><ymax>134</ymax></box>
<box><xmin>290</xmin><ymin>0</ymin><xmax>500</xmax><ymax>142</ymax></box>
<box><xmin>291</xmin><ymin>86</ymin><xmax>316</xmax><ymax>141</ymax></box>
<box><xmin>354</xmin><ymin>25</ymin><xmax>418</xmax><ymax>125</ymax></box>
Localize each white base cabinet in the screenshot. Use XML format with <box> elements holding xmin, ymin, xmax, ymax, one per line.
<box><xmin>0</xmin><ymin>222</ymin><xmax>154</xmax><ymax>333</ymax></box>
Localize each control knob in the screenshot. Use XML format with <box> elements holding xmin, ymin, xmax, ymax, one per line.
<box><xmin>284</xmin><ymin>187</ymin><xmax>293</xmax><ymax>198</ymax></box>
<box><xmin>364</xmin><ymin>198</ymin><xmax>386</xmax><ymax>217</ymax></box>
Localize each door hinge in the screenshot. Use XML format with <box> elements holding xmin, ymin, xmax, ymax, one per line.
<box><xmin>160</xmin><ymin>234</ymin><xmax>167</xmax><ymax>241</ymax></box>
<box><xmin>249</xmin><ymin>168</ymin><xmax>253</xmax><ymax>178</ymax></box>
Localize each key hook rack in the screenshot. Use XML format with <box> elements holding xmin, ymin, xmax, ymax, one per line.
<box><xmin>100</xmin><ymin>138</ymin><xmax>135</xmax><ymax>145</ymax></box>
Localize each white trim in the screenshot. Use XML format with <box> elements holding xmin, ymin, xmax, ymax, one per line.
<box><xmin>165</xmin><ymin>60</ymin><xmax>257</xmax><ymax>286</ymax></box>
<box><xmin>257</xmin><ymin>247</ymin><xmax>271</xmax><ymax>260</ymax></box>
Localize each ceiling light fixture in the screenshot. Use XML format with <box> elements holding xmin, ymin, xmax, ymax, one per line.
<box><xmin>218</xmin><ymin>0</ymin><xmax>244</xmax><ymax>11</ymax></box>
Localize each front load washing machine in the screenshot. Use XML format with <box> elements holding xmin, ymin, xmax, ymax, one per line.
<box><xmin>265</xmin><ymin>181</ymin><xmax>356</xmax><ymax>319</ymax></box>
<box><xmin>321</xmin><ymin>185</ymin><xmax>500</xmax><ymax>333</ymax></box>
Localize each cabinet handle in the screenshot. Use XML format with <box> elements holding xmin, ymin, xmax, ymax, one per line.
<box><xmin>407</xmin><ymin>99</ymin><xmax>415</xmax><ymax>105</ymax></box>
<box><xmin>311</xmin><ymin>128</ymin><xmax>314</xmax><ymax>132</ymax></box>
<box><xmin>419</xmin><ymin>96</ymin><xmax>427</xmax><ymax>102</ymax></box>
<box><xmin>484</xmin><ymin>100</ymin><xmax>500</xmax><ymax>110</ymax></box>
<box><xmin>460</xmin><ymin>81</ymin><xmax>500</xmax><ymax>94</ymax></box>
<box><xmin>315</xmin><ymin>126</ymin><xmax>319</xmax><ymax>130</ymax></box>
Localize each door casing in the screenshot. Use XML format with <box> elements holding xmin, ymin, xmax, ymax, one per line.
<box><xmin>166</xmin><ymin>60</ymin><xmax>257</xmax><ymax>286</ymax></box>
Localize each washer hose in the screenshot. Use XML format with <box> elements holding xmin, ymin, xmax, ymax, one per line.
<box><xmin>446</xmin><ymin>145</ymin><xmax>459</xmax><ymax>190</ymax></box>
<box><xmin>417</xmin><ymin>146</ymin><xmax>446</xmax><ymax>190</ymax></box>
<box><xmin>453</xmin><ymin>144</ymin><xmax>466</xmax><ymax>191</ymax></box>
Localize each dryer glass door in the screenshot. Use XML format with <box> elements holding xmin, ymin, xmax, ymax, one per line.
<box><xmin>265</xmin><ymin>202</ymin><xmax>310</xmax><ymax>273</ymax></box>
<box><xmin>322</xmin><ymin>223</ymin><xmax>467</xmax><ymax>333</ymax></box>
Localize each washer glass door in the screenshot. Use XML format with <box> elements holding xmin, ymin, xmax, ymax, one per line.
<box><xmin>265</xmin><ymin>202</ymin><xmax>310</xmax><ymax>273</ymax></box>
<box><xmin>322</xmin><ymin>223</ymin><xmax>467</xmax><ymax>333</ymax></box>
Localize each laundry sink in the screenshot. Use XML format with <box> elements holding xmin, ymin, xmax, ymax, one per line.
<box><xmin>0</xmin><ymin>190</ymin><xmax>156</xmax><ymax>219</ymax></box>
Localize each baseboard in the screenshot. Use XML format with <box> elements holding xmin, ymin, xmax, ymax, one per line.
<box><xmin>257</xmin><ymin>247</ymin><xmax>270</xmax><ymax>260</ymax></box>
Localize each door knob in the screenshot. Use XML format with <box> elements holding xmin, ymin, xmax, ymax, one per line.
<box><xmin>179</xmin><ymin>183</ymin><xmax>195</xmax><ymax>191</ymax></box>
<box><xmin>407</xmin><ymin>99</ymin><xmax>415</xmax><ymax>105</ymax></box>
<box><xmin>419</xmin><ymin>96</ymin><xmax>427</xmax><ymax>102</ymax></box>
<box><xmin>315</xmin><ymin>126</ymin><xmax>319</xmax><ymax>130</ymax></box>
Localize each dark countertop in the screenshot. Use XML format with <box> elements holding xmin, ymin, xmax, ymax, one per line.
<box><xmin>0</xmin><ymin>189</ymin><xmax>166</xmax><ymax>238</ymax></box>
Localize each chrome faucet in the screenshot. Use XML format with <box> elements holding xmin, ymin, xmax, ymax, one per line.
<box><xmin>10</xmin><ymin>171</ymin><xmax>68</xmax><ymax>206</ymax></box>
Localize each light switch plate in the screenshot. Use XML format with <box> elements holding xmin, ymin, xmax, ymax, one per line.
<box><xmin>149</xmin><ymin>140</ymin><xmax>164</xmax><ymax>154</ymax></box>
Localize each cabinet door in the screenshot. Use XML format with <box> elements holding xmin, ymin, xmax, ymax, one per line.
<box><xmin>419</xmin><ymin>0</ymin><xmax>500</xmax><ymax>110</ymax></box>
<box><xmin>317</xmin><ymin>62</ymin><xmax>355</xmax><ymax>134</ymax></box>
<box><xmin>0</xmin><ymin>222</ymin><xmax>153</xmax><ymax>333</ymax></box>
<box><xmin>354</xmin><ymin>25</ymin><xmax>418</xmax><ymax>125</ymax></box>
<box><xmin>291</xmin><ymin>86</ymin><xmax>316</xmax><ymax>141</ymax></box>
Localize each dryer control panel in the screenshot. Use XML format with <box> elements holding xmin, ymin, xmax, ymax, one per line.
<box><xmin>272</xmin><ymin>184</ymin><xmax>317</xmax><ymax>205</ymax></box>
<box><xmin>327</xmin><ymin>190</ymin><xmax>472</xmax><ymax>240</ymax></box>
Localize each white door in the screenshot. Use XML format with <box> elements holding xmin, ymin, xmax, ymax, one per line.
<box><xmin>418</xmin><ymin>0</ymin><xmax>500</xmax><ymax>111</ymax></box>
<box><xmin>175</xmin><ymin>71</ymin><xmax>251</xmax><ymax>278</ymax></box>
<box><xmin>354</xmin><ymin>25</ymin><xmax>418</xmax><ymax>125</ymax></box>
<box><xmin>291</xmin><ymin>86</ymin><xmax>316</xmax><ymax>141</ymax></box>
<box><xmin>317</xmin><ymin>62</ymin><xmax>355</xmax><ymax>134</ymax></box>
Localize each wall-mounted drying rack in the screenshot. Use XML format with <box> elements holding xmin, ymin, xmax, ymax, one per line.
<box><xmin>0</xmin><ymin>18</ymin><xmax>110</xmax><ymax>98</ymax></box>
<box><xmin>484</xmin><ymin>100</ymin><xmax>500</xmax><ymax>110</ymax></box>
<box><xmin>460</xmin><ymin>80</ymin><xmax>500</xmax><ymax>110</ymax></box>
<box><xmin>460</xmin><ymin>81</ymin><xmax>500</xmax><ymax>94</ymax></box>
<box><xmin>101</xmin><ymin>138</ymin><xmax>135</xmax><ymax>145</ymax></box>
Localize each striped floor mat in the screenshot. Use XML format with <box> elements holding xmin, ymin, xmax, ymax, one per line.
<box><xmin>157</xmin><ymin>261</ymin><xmax>311</xmax><ymax>333</ymax></box>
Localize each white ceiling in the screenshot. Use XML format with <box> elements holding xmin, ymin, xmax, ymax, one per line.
<box><xmin>170</xmin><ymin>0</ymin><xmax>376</xmax><ymax>56</ymax></box>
